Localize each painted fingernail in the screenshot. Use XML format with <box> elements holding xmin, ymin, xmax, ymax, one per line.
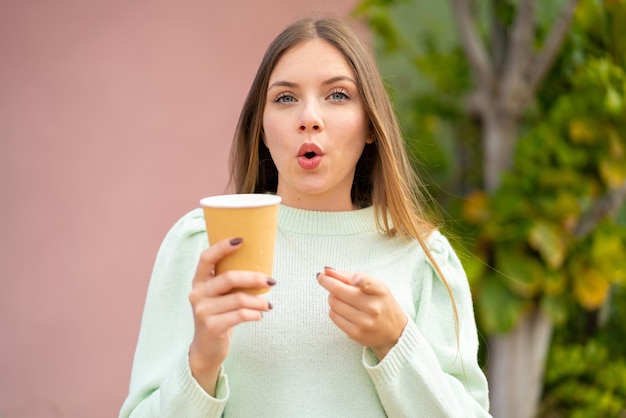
<box><xmin>267</xmin><ymin>277</ymin><xmax>276</xmax><ymax>286</ymax></box>
<box><xmin>316</xmin><ymin>272</ymin><xmax>321</xmax><ymax>279</ymax></box>
<box><xmin>324</xmin><ymin>266</ymin><xmax>335</xmax><ymax>270</ymax></box>
<box><xmin>268</xmin><ymin>302</ymin><xmax>273</xmax><ymax>310</ymax></box>
<box><xmin>229</xmin><ymin>238</ymin><xmax>243</xmax><ymax>246</ymax></box>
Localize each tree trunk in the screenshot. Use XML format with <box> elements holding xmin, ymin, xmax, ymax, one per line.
<box><xmin>488</xmin><ymin>310</ymin><xmax>554</xmax><ymax>418</ymax></box>
<box><xmin>482</xmin><ymin>109</ymin><xmax>518</xmax><ymax>193</ymax></box>
<box><xmin>481</xmin><ymin>110</ymin><xmax>555</xmax><ymax>418</ymax></box>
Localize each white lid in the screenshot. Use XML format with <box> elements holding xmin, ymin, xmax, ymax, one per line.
<box><xmin>200</xmin><ymin>193</ymin><xmax>282</xmax><ymax>208</ymax></box>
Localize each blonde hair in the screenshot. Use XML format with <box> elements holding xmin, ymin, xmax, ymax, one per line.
<box><xmin>228</xmin><ymin>17</ymin><xmax>458</xmax><ymax>335</ymax></box>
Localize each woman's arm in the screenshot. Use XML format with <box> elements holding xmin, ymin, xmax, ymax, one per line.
<box><xmin>362</xmin><ymin>232</ymin><xmax>491</xmax><ymax>417</ymax></box>
<box><xmin>119</xmin><ymin>209</ymin><xmax>229</xmax><ymax>418</ymax></box>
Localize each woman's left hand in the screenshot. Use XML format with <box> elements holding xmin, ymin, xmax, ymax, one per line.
<box><xmin>317</xmin><ymin>266</ymin><xmax>408</xmax><ymax>360</ymax></box>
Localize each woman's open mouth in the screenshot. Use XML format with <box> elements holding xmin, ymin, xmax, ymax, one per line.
<box><xmin>297</xmin><ymin>143</ymin><xmax>323</xmax><ymax>170</ymax></box>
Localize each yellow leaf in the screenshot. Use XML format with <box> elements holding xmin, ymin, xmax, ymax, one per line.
<box><xmin>608</xmin><ymin>129</ymin><xmax>624</xmax><ymax>158</ymax></box>
<box><xmin>552</xmin><ymin>193</ymin><xmax>581</xmax><ymax>221</ymax></box>
<box><xmin>462</xmin><ymin>190</ymin><xmax>490</xmax><ymax>224</ymax></box>
<box><xmin>569</xmin><ymin>119</ymin><xmax>598</xmax><ymax>144</ymax></box>
<box><xmin>573</xmin><ymin>268</ymin><xmax>611</xmax><ymax>310</ymax></box>
<box><xmin>599</xmin><ymin>157</ymin><xmax>626</xmax><ymax>188</ymax></box>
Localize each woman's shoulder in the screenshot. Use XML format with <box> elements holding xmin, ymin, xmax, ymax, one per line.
<box><xmin>425</xmin><ymin>229</ymin><xmax>451</xmax><ymax>258</ymax></box>
<box><xmin>169</xmin><ymin>207</ymin><xmax>206</xmax><ymax>234</ymax></box>
<box><xmin>423</xmin><ymin>229</ymin><xmax>467</xmax><ymax>281</ymax></box>
<box><xmin>157</xmin><ymin>207</ymin><xmax>207</xmax><ymax>252</ymax></box>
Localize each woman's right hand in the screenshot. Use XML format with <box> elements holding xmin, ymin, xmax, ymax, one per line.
<box><xmin>188</xmin><ymin>237</ymin><xmax>274</xmax><ymax>396</ymax></box>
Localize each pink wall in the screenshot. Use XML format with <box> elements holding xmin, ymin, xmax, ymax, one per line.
<box><xmin>0</xmin><ymin>1</ymin><xmax>360</xmax><ymax>416</ymax></box>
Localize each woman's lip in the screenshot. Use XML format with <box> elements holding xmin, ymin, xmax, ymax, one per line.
<box><xmin>297</xmin><ymin>155</ymin><xmax>322</xmax><ymax>170</ymax></box>
<box><xmin>297</xmin><ymin>143</ymin><xmax>324</xmax><ymax>157</ymax></box>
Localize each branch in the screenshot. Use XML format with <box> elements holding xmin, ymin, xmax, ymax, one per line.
<box><xmin>575</xmin><ymin>179</ymin><xmax>626</xmax><ymax>238</ymax></box>
<box><xmin>500</xmin><ymin>0</ymin><xmax>536</xmax><ymax>111</ymax></box>
<box><xmin>450</xmin><ymin>0</ymin><xmax>494</xmax><ymax>92</ymax></box>
<box><xmin>526</xmin><ymin>0</ymin><xmax>580</xmax><ymax>93</ymax></box>
<box><xmin>504</xmin><ymin>0</ymin><xmax>536</xmax><ymax>78</ymax></box>
<box><xmin>490</xmin><ymin>0</ymin><xmax>510</xmax><ymax>75</ymax></box>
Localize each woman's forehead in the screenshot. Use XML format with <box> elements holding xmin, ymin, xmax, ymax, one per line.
<box><xmin>268</xmin><ymin>39</ymin><xmax>354</xmax><ymax>83</ymax></box>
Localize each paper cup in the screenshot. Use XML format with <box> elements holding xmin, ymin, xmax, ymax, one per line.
<box><xmin>200</xmin><ymin>193</ymin><xmax>281</xmax><ymax>294</ymax></box>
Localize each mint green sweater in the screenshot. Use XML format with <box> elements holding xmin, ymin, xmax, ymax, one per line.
<box><xmin>120</xmin><ymin>205</ymin><xmax>490</xmax><ymax>417</ymax></box>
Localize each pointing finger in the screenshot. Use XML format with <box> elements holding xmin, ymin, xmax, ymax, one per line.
<box><xmin>323</xmin><ymin>267</ymin><xmax>384</xmax><ymax>296</ymax></box>
<box><xmin>323</xmin><ymin>266</ymin><xmax>352</xmax><ymax>284</ymax></box>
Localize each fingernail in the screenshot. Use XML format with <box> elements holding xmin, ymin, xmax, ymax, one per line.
<box><xmin>267</xmin><ymin>277</ymin><xmax>276</xmax><ymax>286</ymax></box>
<box><xmin>316</xmin><ymin>272</ymin><xmax>321</xmax><ymax>279</ymax></box>
<box><xmin>268</xmin><ymin>302</ymin><xmax>273</xmax><ymax>310</ymax></box>
<box><xmin>229</xmin><ymin>238</ymin><xmax>243</xmax><ymax>246</ymax></box>
<box><xmin>324</xmin><ymin>266</ymin><xmax>335</xmax><ymax>270</ymax></box>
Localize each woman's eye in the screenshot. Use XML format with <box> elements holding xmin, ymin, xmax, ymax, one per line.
<box><xmin>329</xmin><ymin>90</ymin><xmax>349</xmax><ymax>101</ymax></box>
<box><xmin>275</xmin><ymin>94</ymin><xmax>296</xmax><ymax>104</ymax></box>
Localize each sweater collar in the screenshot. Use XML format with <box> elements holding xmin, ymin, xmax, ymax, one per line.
<box><xmin>278</xmin><ymin>204</ymin><xmax>378</xmax><ymax>236</ymax></box>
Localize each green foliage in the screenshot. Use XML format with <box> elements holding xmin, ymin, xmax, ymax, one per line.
<box><xmin>539</xmin><ymin>340</ymin><xmax>626</xmax><ymax>417</ymax></box>
<box><xmin>538</xmin><ymin>286</ymin><xmax>626</xmax><ymax>417</ymax></box>
<box><xmin>464</xmin><ymin>0</ymin><xmax>626</xmax><ymax>329</ymax></box>
<box><xmin>356</xmin><ymin>0</ymin><xmax>626</xmax><ymax>332</ymax></box>
<box><xmin>467</xmin><ymin>39</ymin><xmax>626</xmax><ymax>324</ymax></box>
<box><xmin>352</xmin><ymin>0</ymin><xmax>410</xmax><ymax>52</ymax></box>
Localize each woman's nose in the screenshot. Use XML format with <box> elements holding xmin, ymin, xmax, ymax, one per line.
<box><xmin>298</xmin><ymin>100</ymin><xmax>323</xmax><ymax>132</ymax></box>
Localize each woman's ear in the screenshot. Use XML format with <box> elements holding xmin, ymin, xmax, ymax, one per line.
<box><xmin>366</xmin><ymin>124</ymin><xmax>376</xmax><ymax>144</ymax></box>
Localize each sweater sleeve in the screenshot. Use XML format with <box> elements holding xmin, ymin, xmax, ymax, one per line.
<box><xmin>119</xmin><ymin>209</ymin><xmax>229</xmax><ymax>418</ymax></box>
<box><xmin>362</xmin><ymin>231</ymin><xmax>491</xmax><ymax>417</ymax></box>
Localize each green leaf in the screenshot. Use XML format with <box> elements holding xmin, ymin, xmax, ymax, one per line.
<box><xmin>604</xmin><ymin>86</ymin><xmax>623</xmax><ymax>114</ymax></box>
<box><xmin>540</xmin><ymin>295</ymin><xmax>569</xmax><ymax>326</ymax></box>
<box><xmin>529</xmin><ymin>221</ymin><xmax>567</xmax><ymax>269</ymax></box>
<box><xmin>543</xmin><ymin>270</ymin><xmax>568</xmax><ymax>296</ymax></box>
<box><xmin>477</xmin><ymin>275</ymin><xmax>527</xmax><ymax>333</ymax></box>
<box><xmin>591</xmin><ymin>230</ymin><xmax>625</xmax><ymax>265</ymax></box>
<box><xmin>497</xmin><ymin>248</ymin><xmax>544</xmax><ymax>297</ymax></box>
<box><xmin>455</xmin><ymin>245</ymin><xmax>487</xmax><ymax>288</ymax></box>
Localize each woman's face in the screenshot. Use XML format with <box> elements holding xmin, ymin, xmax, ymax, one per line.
<box><xmin>262</xmin><ymin>39</ymin><xmax>372</xmax><ymax>211</ymax></box>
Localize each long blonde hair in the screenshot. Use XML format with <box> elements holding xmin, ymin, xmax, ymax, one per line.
<box><xmin>228</xmin><ymin>17</ymin><xmax>458</xmax><ymax>335</ymax></box>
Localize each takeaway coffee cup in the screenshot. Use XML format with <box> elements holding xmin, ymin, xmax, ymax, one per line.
<box><xmin>200</xmin><ymin>193</ymin><xmax>282</xmax><ymax>294</ymax></box>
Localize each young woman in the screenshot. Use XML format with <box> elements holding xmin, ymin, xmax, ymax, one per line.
<box><xmin>120</xmin><ymin>17</ymin><xmax>491</xmax><ymax>417</ymax></box>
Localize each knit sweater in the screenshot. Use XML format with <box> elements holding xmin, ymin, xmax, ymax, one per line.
<box><xmin>120</xmin><ymin>205</ymin><xmax>491</xmax><ymax>417</ymax></box>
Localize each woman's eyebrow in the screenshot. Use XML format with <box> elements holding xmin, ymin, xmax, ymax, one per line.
<box><xmin>268</xmin><ymin>80</ymin><xmax>298</xmax><ymax>90</ymax></box>
<box><xmin>268</xmin><ymin>75</ymin><xmax>356</xmax><ymax>91</ymax></box>
<box><xmin>322</xmin><ymin>75</ymin><xmax>356</xmax><ymax>86</ymax></box>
